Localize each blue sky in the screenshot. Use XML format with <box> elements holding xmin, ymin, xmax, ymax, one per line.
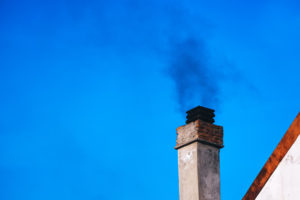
<box><xmin>0</xmin><ymin>0</ymin><xmax>299</xmax><ymax>199</ymax></box>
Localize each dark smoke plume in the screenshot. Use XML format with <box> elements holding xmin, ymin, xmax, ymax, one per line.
<box><xmin>168</xmin><ymin>38</ymin><xmax>219</xmax><ymax>113</ymax></box>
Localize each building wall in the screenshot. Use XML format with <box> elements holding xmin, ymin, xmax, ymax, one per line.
<box><xmin>256</xmin><ymin>136</ymin><xmax>300</xmax><ymax>200</ymax></box>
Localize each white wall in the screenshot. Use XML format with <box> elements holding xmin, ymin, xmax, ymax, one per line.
<box><xmin>256</xmin><ymin>136</ymin><xmax>300</xmax><ymax>200</ymax></box>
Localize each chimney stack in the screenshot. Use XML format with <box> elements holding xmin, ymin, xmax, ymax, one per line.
<box><xmin>175</xmin><ymin>106</ymin><xmax>223</xmax><ymax>200</ymax></box>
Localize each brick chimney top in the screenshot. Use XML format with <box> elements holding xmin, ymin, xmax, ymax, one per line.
<box><xmin>186</xmin><ymin>105</ymin><xmax>215</xmax><ymax>124</ymax></box>
<box><xmin>175</xmin><ymin>106</ymin><xmax>223</xmax><ymax>200</ymax></box>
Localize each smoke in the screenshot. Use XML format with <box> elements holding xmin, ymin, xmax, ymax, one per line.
<box><xmin>78</xmin><ymin>0</ymin><xmax>227</xmax><ymax>112</ymax></box>
<box><xmin>167</xmin><ymin>37</ymin><xmax>220</xmax><ymax>112</ymax></box>
<box><xmin>15</xmin><ymin>0</ymin><xmax>229</xmax><ymax>113</ymax></box>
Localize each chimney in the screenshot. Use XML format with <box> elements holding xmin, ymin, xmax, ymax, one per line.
<box><xmin>175</xmin><ymin>106</ymin><xmax>223</xmax><ymax>200</ymax></box>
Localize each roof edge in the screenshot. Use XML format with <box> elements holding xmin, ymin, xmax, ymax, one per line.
<box><xmin>242</xmin><ymin>112</ymin><xmax>300</xmax><ymax>200</ymax></box>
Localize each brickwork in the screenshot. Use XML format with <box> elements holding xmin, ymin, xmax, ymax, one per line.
<box><xmin>175</xmin><ymin>119</ymin><xmax>223</xmax><ymax>149</ymax></box>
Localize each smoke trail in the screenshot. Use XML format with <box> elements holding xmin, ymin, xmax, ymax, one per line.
<box><xmin>42</xmin><ymin>0</ymin><xmax>229</xmax><ymax>112</ymax></box>
<box><xmin>168</xmin><ymin>38</ymin><xmax>220</xmax><ymax>112</ymax></box>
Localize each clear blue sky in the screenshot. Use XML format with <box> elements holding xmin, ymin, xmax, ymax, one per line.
<box><xmin>0</xmin><ymin>0</ymin><xmax>299</xmax><ymax>199</ymax></box>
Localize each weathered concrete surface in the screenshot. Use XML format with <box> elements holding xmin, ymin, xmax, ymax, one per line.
<box><xmin>178</xmin><ymin>142</ymin><xmax>199</xmax><ymax>200</ymax></box>
<box><xmin>178</xmin><ymin>142</ymin><xmax>220</xmax><ymax>200</ymax></box>
<box><xmin>256</xmin><ymin>136</ymin><xmax>300</xmax><ymax>200</ymax></box>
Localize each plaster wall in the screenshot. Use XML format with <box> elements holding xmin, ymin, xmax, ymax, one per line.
<box><xmin>178</xmin><ymin>142</ymin><xmax>220</xmax><ymax>200</ymax></box>
<box><xmin>178</xmin><ymin>142</ymin><xmax>199</xmax><ymax>200</ymax></box>
<box><xmin>256</xmin><ymin>136</ymin><xmax>300</xmax><ymax>200</ymax></box>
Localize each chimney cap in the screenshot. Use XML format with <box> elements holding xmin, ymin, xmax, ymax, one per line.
<box><xmin>186</xmin><ymin>105</ymin><xmax>215</xmax><ymax>124</ymax></box>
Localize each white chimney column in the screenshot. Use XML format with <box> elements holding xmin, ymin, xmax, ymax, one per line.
<box><xmin>175</xmin><ymin>106</ymin><xmax>223</xmax><ymax>200</ymax></box>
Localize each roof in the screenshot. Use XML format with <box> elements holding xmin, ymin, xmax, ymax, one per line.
<box><xmin>242</xmin><ymin>112</ymin><xmax>300</xmax><ymax>200</ymax></box>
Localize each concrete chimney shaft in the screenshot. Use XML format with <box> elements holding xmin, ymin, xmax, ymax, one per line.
<box><xmin>175</xmin><ymin>106</ymin><xmax>223</xmax><ymax>200</ymax></box>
